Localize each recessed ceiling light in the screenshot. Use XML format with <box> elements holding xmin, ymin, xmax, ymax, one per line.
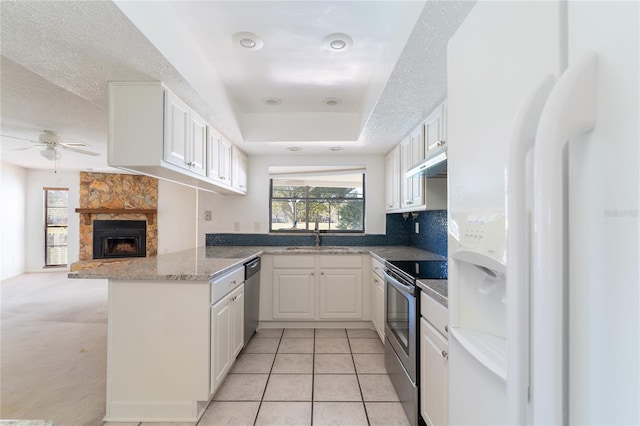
<box><xmin>323</xmin><ymin>33</ymin><xmax>353</xmax><ymax>52</ymax></box>
<box><xmin>330</xmin><ymin>147</ymin><xmax>342</xmax><ymax>151</ymax></box>
<box><xmin>287</xmin><ymin>147</ymin><xmax>302</xmax><ymax>152</ymax></box>
<box><xmin>232</xmin><ymin>31</ymin><xmax>263</xmax><ymax>51</ymax></box>
<box><xmin>239</xmin><ymin>38</ymin><xmax>256</xmax><ymax>48</ymax></box>
<box><xmin>323</xmin><ymin>97</ymin><xmax>341</xmax><ymax>106</ymax></box>
<box><xmin>264</xmin><ymin>97</ymin><xmax>282</xmax><ymax>106</ymax></box>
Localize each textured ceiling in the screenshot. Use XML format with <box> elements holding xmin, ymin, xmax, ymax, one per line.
<box><xmin>0</xmin><ymin>0</ymin><xmax>474</xmax><ymax>171</ymax></box>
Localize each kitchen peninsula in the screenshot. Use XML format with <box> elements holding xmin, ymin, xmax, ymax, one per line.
<box><xmin>69</xmin><ymin>245</ymin><xmax>447</xmax><ymax>422</ymax></box>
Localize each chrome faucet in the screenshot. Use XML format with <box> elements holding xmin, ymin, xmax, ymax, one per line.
<box><xmin>314</xmin><ymin>220</ymin><xmax>321</xmax><ymax>248</ymax></box>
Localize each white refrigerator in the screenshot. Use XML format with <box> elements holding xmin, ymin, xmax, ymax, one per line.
<box><xmin>446</xmin><ymin>2</ymin><xmax>638</xmax><ymax>425</ymax></box>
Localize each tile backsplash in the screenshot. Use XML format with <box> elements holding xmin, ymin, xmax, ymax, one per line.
<box><xmin>206</xmin><ymin>210</ymin><xmax>447</xmax><ymax>256</ymax></box>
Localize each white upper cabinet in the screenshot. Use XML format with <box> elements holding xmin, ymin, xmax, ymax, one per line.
<box><xmin>424</xmin><ymin>100</ymin><xmax>447</xmax><ymax>152</ymax></box>
<box><xmin>385</xmin><ymin>145</ymin><xmax>401</xmax><ymax>212</ymax></box>
<box><xmin>108</xmin><ymin>81</ymin><xmax>245</xmax><ymax>195</ymax></box>
<box><xmin>384</xmin><ymin>99</ymin><xmax>448</xmax><ymax>213</ymax></box>
<box><xmin>189</xmin><ymin>111</ymin><xmax>207</xmax><ymax>176</ymax></box>
<box><xmin>231</xmin><ymin>146</ymin><xmax>248</xmax><ymax>193</ymax></box>
<box><xmin>164</xmin><ymin>91</ymin><xmax>190</xmax><ymax>169</ymax></box>
<box><xmin>402</xmin><ymin>126</ymin><xmax>426</xmax><ymax>208</ymax></box>
<box><xmin>164</xmin><ymin>91</ymin><xmax>206</xmax><ymax>176</ymax></box>
<box><xmin>206</xmin><ymin>128</ymin><xmax>232</xmax><ymax>186</ymax></box>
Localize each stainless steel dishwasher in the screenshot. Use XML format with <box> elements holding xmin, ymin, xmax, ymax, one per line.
<box><xmin>243</xmin><ymin>257</ymin><xmax>261</xmax><ymax>345</ymax></box>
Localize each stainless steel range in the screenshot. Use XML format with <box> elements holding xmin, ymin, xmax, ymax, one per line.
<box><xmin>384</xmin><ymin>259</ymin><xmax>447</xmax><ymax>426</ymax></box>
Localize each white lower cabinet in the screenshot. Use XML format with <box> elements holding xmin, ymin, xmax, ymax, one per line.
<box><xmin>273</xmin><ymin>269</ymin><xmax>316</xmax><ymax>319</ymax></box>
<box><xmin>420</xmin><ymin>314</ymin><xmax>449</xmax><ymax>426</ymax></box>
<box><xmin>319</xmin><ymin>269</ymin><xmax>362</xmax><ymax>319</ymax></box>
<box><xmin>370</xmin><ymin>258</ymin><xmax>385</xmax><ymax>341</ymax></box>
<box><xmin>268</xmin><ymin>254</ymin><xmax>364</xmax><ymax>321</ymax></box>
<box><xmin>210</xmin><ymin>283</ymin><xmax>244</xmax><ymax>395</ymax></box>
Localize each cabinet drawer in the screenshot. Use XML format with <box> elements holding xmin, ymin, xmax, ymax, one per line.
<box><xmin>371</xmin><ymin>257</ymin><xmax>385</xmax><ymax>279</ymax></box>
<box><xmin>211</xmin><ymin>267</ymin><xmax>244</xmax><ymax>304</ymax></box>
<box><xmin>421</xmin><ymin>291</ymin><xmax>448</xmax><ymax>336</ymax></box>
<box><xmin>319</xmin><ymin>255</ymin><xmax>362</xmax><ymax>269</ymax></box>
<box><xmin>273</xmin><ymin>255</ymin><xmax>315</xmax><ymax>268</ymax></box>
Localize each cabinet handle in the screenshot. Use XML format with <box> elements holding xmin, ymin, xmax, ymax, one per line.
<box><xmin>445</xmin><ymin>325</ymin><xmax>448</xmax><ymax>333</ymax></box>
<box><xmin>406</xmin><ymin>201</ymin><xmax>414</xmax><ymax>204</ymax></box>
<box><xmin>373</xmin><ymin>278</ymin><xmax>379</xmax><ymax>283</ymax></box>
<box><xmin>436</xmin><ymin>140</ymin><xmax>446</xmax><ymax>147</ymax></box>
<box><xmin>321</xmin><ymin>272</ymin><xmax>325</xmax><ymax>276</ymax></box>
<box><xmin>310</xmin><ymin>272</ymin><xmax>315</xmax><ymax>276</ymax></box>
<box><xmin>441</xmin><ymin>350</ymin><xmax>448</xmax><ymax>359</ymax></box>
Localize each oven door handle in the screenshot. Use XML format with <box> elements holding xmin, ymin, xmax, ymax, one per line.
<box><xmin>383</xmin><ymin>269</ymin><xmax>415</xmax><ymax>297</ymax></box>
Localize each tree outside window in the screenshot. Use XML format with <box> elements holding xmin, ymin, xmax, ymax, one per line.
<box><xmin>270</xmin><ymin>173</ymin><xmax>365</xmax><ymax>232</ymax></box>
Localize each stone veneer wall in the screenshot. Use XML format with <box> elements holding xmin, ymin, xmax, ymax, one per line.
<box><xmin>78</xmin><ymin>172</ymin><xmax>158</xmax><ymax>261</ymax></box>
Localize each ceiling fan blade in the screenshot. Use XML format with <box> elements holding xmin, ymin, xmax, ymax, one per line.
<box><xmin>59</xmin><ymin>145</ymin><xmax>101</xmax><ymax>156</ymax></box>
<box><xmin>12</xmin><ymin>145</ymin><xmax>41</xmax><ymax>151</ymax></box>
<box><xmin>1</xmin><ymin>134</ymin><xmax>39</xmax><ymax>143</ymax></box>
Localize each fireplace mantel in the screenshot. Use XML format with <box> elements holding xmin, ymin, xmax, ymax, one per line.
<box><xmin>75</xmin><ymin>208</ymin><xmax>157</xmax><ymax>225</ymax></box>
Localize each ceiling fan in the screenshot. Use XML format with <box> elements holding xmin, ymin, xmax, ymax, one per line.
<box><xmin>5</xmin><ymin>130</ymin><xmax>101</xmax><ymax>160</ymax></box>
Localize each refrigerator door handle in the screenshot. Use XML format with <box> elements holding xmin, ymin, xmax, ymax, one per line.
<box><xmin>531</xmin><ymin>51</ymin><xmax>598</xmax><ymax>425</ymax></box>
<box><xmin>505</xmin><ymin>75</ymin><xmax>555</xmax><ymax>426</ymax></box>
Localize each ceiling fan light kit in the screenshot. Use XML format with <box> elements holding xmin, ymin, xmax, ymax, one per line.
<box><xmin>40</xmin><ymin>146</ymin><xmax>61</xmax><ymax>161</ymax></box>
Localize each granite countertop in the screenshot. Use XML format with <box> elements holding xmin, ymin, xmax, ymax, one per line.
<box><xmin>68</xmin><ymin>245</ymin><xmax>447</xmax><ymax>302</ymax></box>
<box><xmin>417</xmin><ymin>279</ymin><xmax>448</xmax><ymax>307</ymax></box>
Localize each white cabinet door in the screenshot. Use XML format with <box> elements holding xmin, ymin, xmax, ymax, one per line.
<box><xmin>232</xmin><ymin>147</ymin><xmax>248</xmax><ymax>192</ymax></box>
<box><xmin>189</xmin><ymin>111</ymin><xmax>207</xmax><ymax>176</ymax></box>
<box><xmin>371</xmin><ymin>274</ymin><xmax>385</xmax><ymax>342</ymax></box>
<box><xmin>420</xmin><ymin>318</ymin><xmax>449</xmax><ymax>426</ymax></box>
<box><xmin>424</xmin><ymin>101</ymin><xmax>447</xmax><ymax>153</ymax></box>
<box><xmin>211</xmin><ymin>295</ymin><xmax>231</xmax><ymax>395</ymax></box>
<box><xmin>230</xmin><ymin>285</ymin><xmax>244</xmax><ymax>359</ymax></box>
<box><xmin>272</xmin><ymin>269</ymin><xmax>316</xmax><ymax>319</ymax></box>
<box><xmin>319</xmin><ymin>269</ymin><xmax>363</xmax><ymax>319</ymax></box>
<box><xmin>164</xmin><ymin>91</ymin><xmax>190</xmax><ymax>169</ymax></box>
<box><xmin>385</xmin><ymin>146</ymin><xmax>401</xmax><ymax>211</ymax></box>
<box><xmin>220</xmin><ymin>138</ymin><xmax>233</xmax><ymax>185</ymax></box>
<box><xmin>207</xmin><ymin>126</ymin><xmax>223</xmax><ymax>183</ymax></box>
<box><xmin>211</xmin><ymin>283</ymin><xmax>244</xmax><ymax>396</ymax></box>
<box><xmin>401</xmin><ymin>131</ymin><xmax>425</xmax><ymax>209</ymax></box>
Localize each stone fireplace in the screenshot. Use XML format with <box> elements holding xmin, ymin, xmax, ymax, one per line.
<box><xmin>74</xmin><ymin>172</ymin><xmax>158</xmax><ymax>267</ymax></box>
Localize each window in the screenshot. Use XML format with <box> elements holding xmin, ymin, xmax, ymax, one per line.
<box><xmin>44</xmin><ymin>188</ymin><xmax>68</xmax><ymax>267</ymax></box>
<box><xmin>270</xmin><ymin>171</ymin><xmax>365</xmax><ymax>232</ymax></box>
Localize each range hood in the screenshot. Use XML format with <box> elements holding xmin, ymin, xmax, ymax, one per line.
<box><xmin>406</xmin><ymin>145</ymin><xmax>447</xmax><ymax>177</ymax></box>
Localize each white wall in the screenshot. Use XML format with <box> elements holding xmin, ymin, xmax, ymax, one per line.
<box><xmin>1</xmin><ymin>162</ymin><xmax>27</xmax><ymax>279</ymax></box>
<box><xmin>25</xmin><ymin>169</ymin><xmax>80</xmax><ymax>273</ymax></box>
<box><xmin>157</xmin><ymin>179</ymin><xmax>198</xmax><ymax>254</ymax></box>
<box><xmin>198</xmin><ymin>154</ymin><xmax>386</xmax><ymax>243</ymax></box>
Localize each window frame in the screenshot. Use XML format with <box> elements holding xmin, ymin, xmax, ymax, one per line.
<box><xmin>44</xmin><ymin>187</ymin><xmax>69</xmax><ymax>267</ymax></box>
<box><xmin>269</xmin><ymin>173</ymin><xmax>366</xmax><ymax>233</ymax></box>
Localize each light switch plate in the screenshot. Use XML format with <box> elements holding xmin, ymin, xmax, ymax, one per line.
<box><xmin>204</xmin><ymin>210</ymin><xmax>212</xmax><ymax>221</ymax></box>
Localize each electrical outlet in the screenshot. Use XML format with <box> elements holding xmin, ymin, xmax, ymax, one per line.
<box><xmin>204</xmin><ymin>210</ymin><xmax>212</xmax><ymax>221</ymax></box>
<box><xmin>415</xmin><ymin>222</ymin><xmax>420</xmax><ymax>234</ymax></box>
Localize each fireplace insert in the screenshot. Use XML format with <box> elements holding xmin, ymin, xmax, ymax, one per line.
<box><xmin>93</xmin><ymin>220</ymin><xmax>146</xmax><ymax>259</ymax></box>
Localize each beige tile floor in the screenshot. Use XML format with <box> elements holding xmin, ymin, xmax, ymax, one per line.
<box><xmin>124</xmin><ymin>328</ymin><xmax>411</xmax><ymax>426</ymax></box>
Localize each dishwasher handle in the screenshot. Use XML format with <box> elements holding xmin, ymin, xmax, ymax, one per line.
<box><xmin>245</xmin><ymin>257</ymin><xmax>261</xmax><ymax>280</ymax></box>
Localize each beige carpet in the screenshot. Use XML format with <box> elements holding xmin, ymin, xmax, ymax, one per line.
<box><xmin>1</xmin><ymin>271</ymin><xmax>108</xmax><ymax>425</ymax></box>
